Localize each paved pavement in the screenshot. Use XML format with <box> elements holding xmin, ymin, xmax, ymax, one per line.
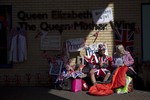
<box><xmin>0</xmin><ymin>86</ymin><xmax>150</xmax><ymax>100</ymax></box>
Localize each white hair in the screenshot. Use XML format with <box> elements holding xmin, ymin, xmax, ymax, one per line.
<box><xmin>116</xmin><ymin>44</ymin><xmax>126</xmax><ymax>56</ymax></box>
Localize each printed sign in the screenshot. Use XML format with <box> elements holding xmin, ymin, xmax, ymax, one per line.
<box><xmin>41</xmin><ymin>36</ymin><xmax>61</xmax><ymax>50</ymax></box>
<box><xmin>66</xmin><ymin>38</ymin><xmax>85</xmax><ymax>52</ymax></box>
<box><xmin>92</xmin><ymin>7</ymin><xmax>113</xmax><ymax>24</ymax></box>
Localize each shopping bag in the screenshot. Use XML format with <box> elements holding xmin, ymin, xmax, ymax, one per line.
<box><xmin>71</xmin><ymin>79</ymin><xmax>82</xmax><ymax>92</ymax></box>
<box><xmin>62</xmin><ymin>78</ymin><xmax>72</xmax><ymax>91</ymax></box>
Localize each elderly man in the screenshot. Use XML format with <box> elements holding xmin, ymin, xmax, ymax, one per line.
<box><xmin>89</xmin><ymin>44</ymin><xmax>111</xmax><ymax>85</ymax></box>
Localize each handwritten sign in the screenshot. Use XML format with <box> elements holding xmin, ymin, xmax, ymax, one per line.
<box><xmin>40</xmin><ymin>36</ymin><xmax>61</xmax><ymax>50</ymax></box>
<box><xmin>92</xmin><ymin>7</ymin><xmax>113</xmax><ymax>24</ymax></box>
<box><xmin>66</xmin><ymin>38</ymin><xmax>85</xmax><ymax>52</ymax></box>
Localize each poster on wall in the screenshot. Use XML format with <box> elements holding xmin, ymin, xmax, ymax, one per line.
<box><xmin>92</xmin><ymin>7</ymin><xmax>113</xmax><ymax>24</ymax></box>
<box><xmin>66</xmin><ymin>38</ymin><xmax>85</xmax><ymax>52</ymax></box>
<box><xmin>40</xmin><ymin>36</ymin><xmax>61</xmax><ymax>50</ymax></box>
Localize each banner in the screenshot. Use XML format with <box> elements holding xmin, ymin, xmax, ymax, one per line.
<box><xmin>92</xmin><ymin>7</ymin><xmax>113</xmax><ymax>24</ymax></box>
<box><xmin>66</xmin><ymin>38</ymin><xmax>85</xmax><ymax>52</ymax></box>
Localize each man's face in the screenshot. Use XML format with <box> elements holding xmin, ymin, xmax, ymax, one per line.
<box><xmin>98</xmin><ymin>49</ymin><xmax>105</xmax><ymax>55</ymax></box>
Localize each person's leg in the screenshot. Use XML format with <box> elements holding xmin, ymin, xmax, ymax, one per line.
<box><xmin>126</xmin><ymin>68</ymin><xmax>137</xmax><ymax>78</ymax></box>
<box><xmin>90</xmin><ymin>69</ymin><xmax>96</xmax><ymax>85</ymax></box>
<box><xmin>103</xmin><ymin>72</ymin><xmax>111</xmax><ymax>82</ymax></box>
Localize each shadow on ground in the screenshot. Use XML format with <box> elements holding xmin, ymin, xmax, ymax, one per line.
<box><xmin>0</xmin><ymin>86</ymin><xmax>69</xmax><ymax>100</ymax></box>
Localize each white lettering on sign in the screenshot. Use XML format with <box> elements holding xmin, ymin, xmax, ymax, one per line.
<box><xmin>66</xmin><ymin>38</ymin><xmax>85</xmax><ymax>52</ymax></box>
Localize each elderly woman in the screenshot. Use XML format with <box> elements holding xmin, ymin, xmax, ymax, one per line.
<box><xmin>112</xmin><ymin>44</ymin><xmax>136</xmax><ymax>77</ymax></box>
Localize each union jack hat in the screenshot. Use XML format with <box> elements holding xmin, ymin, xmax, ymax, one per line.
<box><xmin>98</xmin><ymin>44</ymin><xmax>106</xmax><ymax>51</ymax></box>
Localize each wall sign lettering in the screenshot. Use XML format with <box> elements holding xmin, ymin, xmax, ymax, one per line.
<box><xmin>17</xmin><ymin>10</ymin><xmax>108</xmax><ymax>31</ymax></box>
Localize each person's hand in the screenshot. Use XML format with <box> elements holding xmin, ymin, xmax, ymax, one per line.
<box><xmin>100</xmin><ymin>62</ymin><xmax>104</xmax><ymax>67</ymax></box>
<box><xmin>117</xmin><ymin>64</ymin><xmax>124</xmax><ymax>67</ymax></box>
<box><xmin>79</xmin><ymin>64</ymin><xmax>85</xmax><ymax>71</ymax></box>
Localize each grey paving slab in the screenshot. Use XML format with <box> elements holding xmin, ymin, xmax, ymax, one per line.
<box><xmin>0</xmin><ymin>87</ymin><xmax>150</xmax><ymax>100</ymax></box>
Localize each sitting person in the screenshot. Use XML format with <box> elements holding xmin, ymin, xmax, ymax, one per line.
<box><xmin>112</xmin><ymin>44</ymin><xmax>136</xmax><ymax>78</ymax></box>
<box><xmin>89</xmin><ymin>44</ymin><xmax>111</xmax><ymax>85</ymax></box>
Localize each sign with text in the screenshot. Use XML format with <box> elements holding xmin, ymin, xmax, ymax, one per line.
<box><xmin>66</xmin><ymin>38</ymin><xmax>85</xmax><ymax>52</ymax></box>
<box><xmin>40</xmin><ymin>36</ymin><xmax>61</xmax><ymax>50</ymax></box>
<box><xmin>92</xmin><ymin>7</ymin><xmax>113</xmax><ymax>24</ymax></box>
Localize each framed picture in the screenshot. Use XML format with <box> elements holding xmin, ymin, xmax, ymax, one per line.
<box><xmin>49</xmin><ymin>59</ymin><xmax>63</xmax><ymax>75</ymax></box>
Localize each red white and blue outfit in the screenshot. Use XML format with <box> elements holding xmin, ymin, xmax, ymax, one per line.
<box><xmin>93</xmin><ymin>54</ymin><xmax>110</xmax><ymax>77</ymax></box>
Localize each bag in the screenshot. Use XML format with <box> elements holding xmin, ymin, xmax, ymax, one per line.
<box><xmin>71</xmin><ymin>79</ymin><xmax>82</xmax><ymax>92</ymax></box>
<box><xmin>62</xmin><ymin>78</ymin><xmax>72</xmax><ymax>91</ymax></box>
<box><xmin>116</xmin><ymin>75</ymin><xmax>133</xmax><ymax>94</ymax></box>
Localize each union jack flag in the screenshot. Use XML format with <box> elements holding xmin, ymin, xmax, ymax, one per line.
<box><xmin>114</xmin><ymin>27</ymin><xmax>134</xmax><ymax>53</ymax></box>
